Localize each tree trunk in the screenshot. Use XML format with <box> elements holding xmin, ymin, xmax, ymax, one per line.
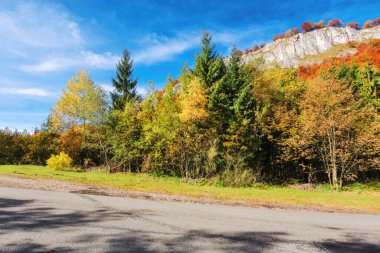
<box><xmin>332</xmin><ymin>164</ymin><xmax>338</xmax><ymax>189</ymax></box>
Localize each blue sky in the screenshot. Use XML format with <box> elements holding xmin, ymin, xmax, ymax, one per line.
<box><xmin>0</xmin><ymin>0</ymin><xmax>379</xmax><ymax>130</ymax></box>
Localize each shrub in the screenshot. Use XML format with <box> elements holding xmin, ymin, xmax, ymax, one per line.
<box><xmin>47</xmin><ymin>152</ymin><xmax>73</xmax><ymax>170</ymax></box>
<box><xmin>316</xmin><ymin>20</ymin><xmax>326</xmax><ymax>29</ymax></box>
<box><xmin>363</xmin><ymin>20</ymin><xmax>373</xmax><ymax>29</ymax></box>
<box><xmin>216</xmin><ymin>167</ymin><xmax>257</xmax><ymax>187</ymax></box>
<box><xmin>302</xmin><ymin>21</ymin><xmax>314</xmax><ymax>32</ymax></box>
<box><xmin>285</xmin><ymin>27</ymin><xmax>299</xmax><ymax>38</ymax></box>
<box><xmin>216</xmin><ymin>159</ymin><xmax>257</xmax><ymax>188</ymax></box>
<box><xmin>328</xmin><ymin>19</ymin><xmax>343</xmax><ymax>27</ymax></box>
<box><xmin>373</xmin><ymin>18</ymin><xmax>380</xmax><ymax>27</ymax></box>
<box><xmin>273</xmin><ymin>33</ymin><xmax>285</xmax><ymax>41</ymax></box>
<box><xmin>347</xmin><ymin>22</ymin><xmax>360</xmax><ymax>30</ymax></box>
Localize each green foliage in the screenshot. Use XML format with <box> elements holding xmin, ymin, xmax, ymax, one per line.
<box><xmin>216</xmin><ymin>161</ymin><xmax>257</xmax><ymax>188</ymax></box>
<box><xmin>193</xmin><ymin>31</ymin><xmax>225</xmax><ymax>90</ymax></box>
<box><xmin>2</xmin><ymin>33</ymin><xmax>380</xmax><ymax>189</ymax></box>
<box><xmin>46</xmin><ymin>152</ymin><xmax>73</xmax><ymax>170</ymax></box>
<box><xmin>111</xmin><ymin>49</ymin><xmax>140</xmax><ymax>110</ymax></box>
<box><xmin>109</xmin><ymin>99</ymin><xmax>142</xmax><ymax>172</ymax></box>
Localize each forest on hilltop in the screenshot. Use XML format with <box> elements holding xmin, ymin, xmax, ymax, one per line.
<box><xmin>1</xmin><ymin>32</ymin><xmax>380</xmax><ymax>189</ymax></box>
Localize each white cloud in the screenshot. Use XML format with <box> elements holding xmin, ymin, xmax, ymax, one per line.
<box><xmin>136</xmin><ymin>87</ymin><xmax>148</xmax><ymax>96</ymax></box>
<box><xmin>132</xmin><ymin>29</ymin><xmax>257</xmax><ymax>65</ymax></box>
<box><xmin>0</xmin><ymin>87</ymin><xmax>51</xmax><ymax>97</ymax></box>
<box><xmin>133</xmin><ymin>34</ymin><xmax>199</xmax><ymax>64</ymax></box>
<box><xmin>0</xmin><ymin>2</ymin><xmax>82</xmax><ymax>49</ymax></box>
<box><xmin>21</xmin><ymin>51</ymin><xmax>118</xmax><ymax>73</ymax></box>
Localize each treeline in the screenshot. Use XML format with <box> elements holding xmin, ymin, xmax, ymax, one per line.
<box><xmin>1</xmin><ymin>33</ymin><xmax>380</xmax><ymax>189</ymax></box>
<box><xmin>273</xmin><ymin>18</ymin><xmax>380</xmax><ymax>42</ymax></box>
<box><xmin>271</xmin><ymin>17</ymin><xmax>380</xmax><ymax>42</ymax></box>
<box><xmin>245</xmin><ymin>17</ymin><xmax>380</xmax><ymax>54</ymax></box>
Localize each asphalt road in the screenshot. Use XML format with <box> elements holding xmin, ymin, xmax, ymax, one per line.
<box><xmin>0</xmin><ymin>187</ymin><xmax>379</xmax><ymax>253</ymax></box>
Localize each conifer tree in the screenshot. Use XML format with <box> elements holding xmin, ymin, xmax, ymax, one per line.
<box><xmin>193</xmin><ymin>31</ymin><xmax>225</xmax><ymax>90</ymax></box>
<box><xmin>111</xmin><ymin>50</ymin><xmax>139</xmax><ymax>110</ymax></box>
<box><xmin>210</xmin><ymin>46</ymin><xmax>245</xmax><ymax>127</ymax></box>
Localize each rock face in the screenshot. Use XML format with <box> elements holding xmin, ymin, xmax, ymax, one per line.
<box><xmin>242</xmin><ymin>26</ymin><xmax>380</xmax><ymax>67</ymax></box>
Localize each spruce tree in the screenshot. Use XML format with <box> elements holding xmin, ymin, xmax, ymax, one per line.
<box><xmin>111</xmin><ymin>50</ymin><xmax>139</xmax><ymax>110</ymax></box>
<box><xmin>193</xmin><ymin>31</ymin><xmax>225</xmax><ymax>90</ymax></box>
<box><xmin>210</xmin><ymin>46</ymin><xmax>245</xmax><ymax>126</ymax></box>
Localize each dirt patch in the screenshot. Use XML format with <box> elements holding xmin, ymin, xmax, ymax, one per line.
<box><xmin>0</xmin><ymin>174</ymin><xmax>375</xmax><ymax>214</ymax></box>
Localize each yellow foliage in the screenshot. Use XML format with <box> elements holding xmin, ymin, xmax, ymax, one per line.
<box><xmin>46</xmin><ymin>152</ymin><xmax>73</xmax><ymax>170</ymax></box>
<box><xmin>179</xmin><ymin>78</ymin><xmax>209</xmax><ymax>123</ymax></box>
<box><xmin>51</xmin><ymin>70</ymin><xmax>107</xmax><ymax>130</ymax></box>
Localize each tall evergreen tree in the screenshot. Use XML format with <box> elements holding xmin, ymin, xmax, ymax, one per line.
<box><xmin>210</xmin><ymin>47</ymin><xmax>258</xmax><ymax>168</ymax></box>
<box><xmin>111</xmin><ymin>50</ymin><xmax>139</xmax><ymax>110</ymax></box>
<box><xmin>193</xmin><ymin>31</ymin><xmax>225</xmax><ymax>90</ymax></box>
<box><xmin>210</xmin><ymin>46</ymin><xmax>245</xmax><ymax>128</ymax></box>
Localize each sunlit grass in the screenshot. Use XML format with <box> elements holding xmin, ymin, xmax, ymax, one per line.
<box><xmin>0</xmin><ymin>165</ymin><xmax>379</xmax><ymax>213</ymax></box>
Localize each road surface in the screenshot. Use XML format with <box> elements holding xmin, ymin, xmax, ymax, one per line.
<box><xmin>0</xmin><ymin>187</ymin><xmax>379</xmax><ymax>252</ymax></box>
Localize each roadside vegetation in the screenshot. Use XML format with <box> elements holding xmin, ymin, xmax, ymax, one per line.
<box><xmin>1</xmin><ymin>31</ymin><xmax>379</xmax><ymax>192</ymax></box>
<box><xmin>1</xmin><ymin>165</ymin><xmax>379</xmax><ymax>213</ymax></box>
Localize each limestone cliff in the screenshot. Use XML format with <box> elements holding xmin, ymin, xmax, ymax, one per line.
<box><xmin>242</xmin><ymin>26</ymin><xmax>380</xmax><ymax>67</ymax></box>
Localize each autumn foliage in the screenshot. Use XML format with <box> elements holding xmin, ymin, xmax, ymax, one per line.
<box><xmin>328</xmin><ymin>19</ymin><xmax>343</xmax><ymax>27</ymax></box>
<box><xmin>347</xmin><ymin>22</ymin><xmax>360</xmax><ymax>30</ymax></box>
<box><xmin>273</xmin><ymin>33</ymin><xmax>285</xmax><ymax>41</ymax></box>
<box><xmin>363</xmin><ymin>18</ymin><xmax>380</xmax><ymax>29</ymax></box>
<box><xmin>246</xmin><ymin>18</ymin><xmax>378</xmax><ymax>56</ymax></box>
<box><xmin>298</xmin><ymin>39</ymin><xmax>380</xmax><ymax>79</ymax></box>
<box><xmin>301</xmin><ymin>21</ymin><xmax>314</xmax><ymax>32</ymax></box>
<box><xmin>2</xmin><ymin>32</ymin><xmax>380</xmax><ymax>189</ymax></box>
<box><xmin>285</xmin><ymin>27</ymin><xmax>299</xmax><ymax>38</ymax></box>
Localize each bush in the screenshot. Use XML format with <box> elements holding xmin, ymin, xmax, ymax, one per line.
<box><xmin>216</xmin><ymin>166</ymin><xmax>257</xmax><ymax>188</ymax></box>
<box><xmin>46</xmin><ymin>152</ymin><xmax>73</xmax><ymax>170</ymax></box>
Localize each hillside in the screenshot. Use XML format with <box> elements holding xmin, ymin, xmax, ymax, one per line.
<box><xmin>242</xmin><ymin>25</ymin><xmax>380</xmax><ymax>67</ymax></box>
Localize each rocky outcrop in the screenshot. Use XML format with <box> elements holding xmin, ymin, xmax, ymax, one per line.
<box><xmin>242</xmin><ymin>26</ymin><xmax>380</xmax><ymax>67</ymax></box>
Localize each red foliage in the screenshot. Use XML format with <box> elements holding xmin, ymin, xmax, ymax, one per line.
<box><xmin>298</xmin><ymin>39</ymin><xmax>380</xmax><ymax>79</ymax></box>
<box><xmin>284</xmin><ymin>28</ymin><xmax>299</xmax><ymax>38</ymax></box>
<box><xmin>328</xmin><ymin>19</ymin><xmax>343</xmax><ymax>27</ymax></box>
<box><xmin>244</xmin><ymin>45</ymin><xmax>260</xmax><ymax>54</ymax></box>
<box><xmin>363</xmin><ymin>20</ymin><xmax>373</xmax><ymax>29</ymax></box>
<box><xmin>347</xmin><ymin>22</ymin><xmax>360</xmax><ymax>30</ymax></box>
<box><xmin>260</xmin><ymin>43</ymin><xmax>266</xmax><ymax>48</ymax></box>
<box><xmin>273</xmin><ymin>33</ymin><xmax>285</xmax><ymax>41</ymax></box>
<box><xmin>373</xmin><ymin>18</ymin><xmax>380</xmax><ymax>27</ymax></box>
<box><xmin>302</xmin><ymin>22</ymin><xmax>314</xmax><ymax>32</ymax></box>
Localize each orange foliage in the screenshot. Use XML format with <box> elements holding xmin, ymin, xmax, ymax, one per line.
<box><xmin>363</xmin><ymin>20</ymin><xmax>373</xmax><ymax>29</ymax></box>
<box><xmin>273</xmin><ymin>33</ymin><xmax>285</xmax><ymax>41</ymax></box>
<box><xmin>328</xmin><ymin>19</ymin><xmax>343</xmax><ymax>27</ymax></box>
<box><xmin>298</xmin><ymin>39</ymin><xmax>380</xmax><ymax>79</ymax></box>
<box><xmin>373</xmin><ymin>18</ymin><xmax>380</xmax><ymax>27</ymax></box>
<box><xmin>347</xmin><ymin>22</ymin><xmax>360</xmax><ymax>30</ymax></box>
<box><xmin>284</xmin><ymin>27</ymin><xmax>299</xmax><ymax>38</ymax></box>
<box><xmin>302</xmin><ymin>22</ymin><xmax>314</xmax><ymax>32</ymax></box>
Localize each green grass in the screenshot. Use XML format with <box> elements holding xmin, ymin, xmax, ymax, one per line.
<box><xmin>1</xmin><ymin>165</ymin><xmax>379</xmax><ymax>213</ymax></box>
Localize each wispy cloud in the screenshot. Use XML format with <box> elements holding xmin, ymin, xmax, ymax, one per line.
<box><xmin>21</xmin><ymin>51</ymin><xmax>118</xmax><ymax>73</ymax></box>
<box><xmin>0</xmin><ymin>2</ymin><xmax>82</xmax><ymax>50</ymax></box>
<box><xmin>132</xmin><ymin>28</ymin><xmax>261</xmax><ymax>65</ymax></box>
<box><xmin>0</xmin><ymin>87</ymin><xmax>51</xmax><ymax>97</ymax></box>
<box><xmin>133</xmin><ymin>33</ymin><xmax>199</xmax><ymax>65</ymax></box>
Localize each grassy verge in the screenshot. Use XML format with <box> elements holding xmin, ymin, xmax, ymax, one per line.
<box><xmin>0</xmin><ymin>165</ymin><xmax>379</xmax><ymax>213</ymax></box>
